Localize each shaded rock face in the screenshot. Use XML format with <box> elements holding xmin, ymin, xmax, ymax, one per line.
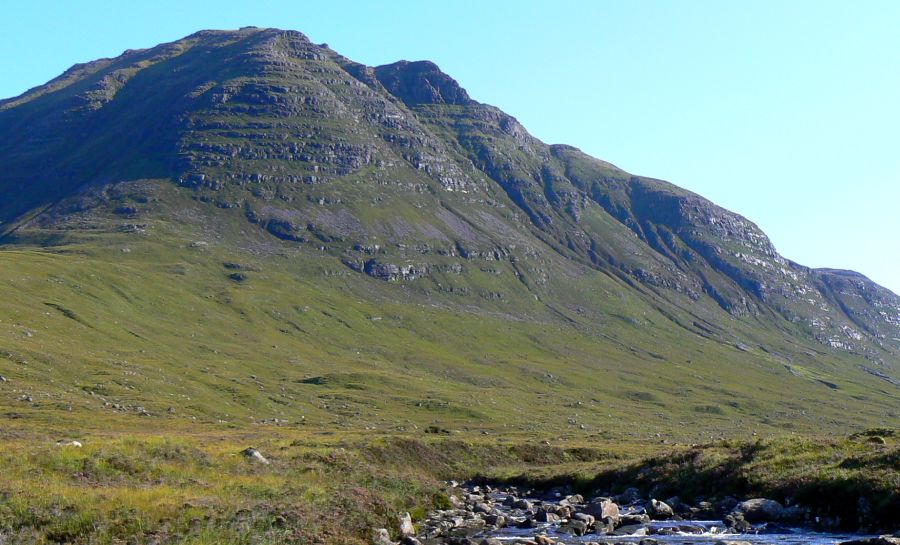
<box><xmin>374</xmin><ymin>60</ymin><xmax>472</xmax><ymax>106</ymax></box>
<box><xmin>1</xmin><ymin>25</ymin><xmax>899</xmax><ymax>372</ymax></box>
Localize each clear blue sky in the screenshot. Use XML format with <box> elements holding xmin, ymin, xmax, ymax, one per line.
<box><xmin>2</xmin><ymin>1</ymin><xmax>899</xmax><ymax>293</ymax></box>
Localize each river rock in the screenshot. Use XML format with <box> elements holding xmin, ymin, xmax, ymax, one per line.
<box><xmin>565</xmin><ymin>494</ymin><xmax>584</xmax><ymax>505</ymax></box>
<box><xmin>593</xmin><ymin>516</ymin><xmax>616</xmax><ymax>534</ymax></box>
<box><xmin>620</xmin><ymin>513</ymin><xmax>650</xmax><ymax>525</ymax></box>
<box><xmin>613</xmin><ymin>523</ymin><xmax>649</xmax><ymax>536</ymax></box>
<box><xmin>516</xmin><ymin>517</ymin><xmax>535</xmax><ymax>529</ymax></box>
<box><xmin>534</xmin><ymin>511</ymin><xmax>560</xmax><ymax>523</ymax></box>
<box><xmin>584</xmin><ymin>498</ymin><xmax>619</xmax><ymax>521</ymax></box>
<box><xmin>564</xmin><ymin>519</ymin><xmax>588</xmax><ymax>536</ymax></box>
<box><xmin>513</xmin><ymin>498</ymin><xmax>533</xmax><ymax>510</ymax></box>
<box><xmin>723</xmin><ymin>513</ymin><xmax>752</xmax><ymax>532</ymax></box>
<box><xmin>839</xmin><ymin>538</ymin><xmax>900</xmax><ymax>545</ymax></box>
<box><xmin>649</xmin><ymin>499</ymin><xmax>675</xmax><ymax>519</ymax></box>
<box><xmin>572</xmin><ymin>512</ymin><xmax>595</xmax><ymax>526</ymax></box>
<box><xmin>735</xmin><ymin>498</ymin><xmax>784</xmax><ymax>522</ymax></box>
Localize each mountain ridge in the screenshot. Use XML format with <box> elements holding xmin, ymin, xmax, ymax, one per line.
<box><xmin>0</xmin><ymin>27</ymin><xmax>896</xmax><ymax>435</ymax></box>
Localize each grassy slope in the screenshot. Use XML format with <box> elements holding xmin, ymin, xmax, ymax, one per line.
<box><xmin>0</xmin><ymin>191</ymin><xmax>896</xmax><ymax>543</ymax></box>
<box><xmin>2</xmin><ymin>215</ymin><xmax>897</xmax><ymax>440</ymax></box>
<box><xmin>1</xmin><ymin>175</ymin><xmax>897</xmax><ymax>437</ymax></box>
<box><xmin>0</xmin><ymin>428</ymin><xmax>896</xmax><ymax>544</ymax></box>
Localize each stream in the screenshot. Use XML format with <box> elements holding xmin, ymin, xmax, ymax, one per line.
<box><xmin>415</xmin><ymin>485</ymin><xmax>888</xmax><ymax>545</ymax></box>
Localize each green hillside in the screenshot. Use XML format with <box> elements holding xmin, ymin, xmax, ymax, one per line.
<box><xmin>0</xmin><ymin>26</ymin><xmax>897</xmax><ymax>544</ymax></box>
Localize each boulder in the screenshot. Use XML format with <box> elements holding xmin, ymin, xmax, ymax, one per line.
<box><xmin>593</xmin><ymin>517</ymin><xmax>616</xmax><ymax>534</ymax></box>
<box><xmin>240</xmin><ymin>447</ymin><xmax>269</xmax><ymax>464</ymax></box>
<box><xmin>735</xmin><ymin>498</ymin><xmax>784</xmax><ymax>522</ymax></box>
<box><xmin>534</xmin><ymin>511</ymin><xmax>560</xmax><ymax>523</ymax></box>
<box><xmin>616</xmin><ymin>487</ymin><xmax>642</xmax><ymax>504</ymax></box>
<box><xmin>399</xmin><ymin>512</ymin><xmax>415</xmax><ymax>537</ymax></box>
<box><xmin>723</xmin><ymin>513</ymin><xmax>752</xmax><ymax>532</ymax></box>
<box><xmin>572</xmin><ymin>512</ymin><xmax>595</xmax><ymax>526</ymax></box>
<box><xmin>473</xmin><ymin>502</ymin><xmax>493</xmax><ymax>514</ymax></box>
<box><xmin>512</xmin><ymin>498</ymin><xmax>533</xmax><ymax>510</ymax></box>
<box><xmin>564</xmin><ymin>519</ymin><xmax>588</xmax><ymax>536</ymax></box>
<box><xmin>619</xmin><ymin>513</ymin><xmax>650</xmax><ymax>525</ymax></box>
<box><xmin>566</xmin><ymin>494</ymin><xmax>585</xmax><ymax>505</ymax></box>
<box><xmin>648</xmin><ymin>499</ymin><xmax>674</xmax><ymax>519</ymax></box>
<box><xmin>584</xmin><ymin>499</ymin><xmax>619</xmax><ymax>521</ymax></box>
<box><xmin>613</xmin><ymin>523</ymin><xmax>649</xmax><ymax>536</ymax></box>
<box><xmin>372</xmin><ymin>528</ymin><xmax>395</xmax><ymax>545</ymax></box>
<box><xmin>516</xmin><ymin>517</ymin><xmax>535</xmax><ymax>529</ymax></box>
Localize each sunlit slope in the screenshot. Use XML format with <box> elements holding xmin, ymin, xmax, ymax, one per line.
<box><xmin>0</xmin><ymin>28</ymin><xmax>897</xmax><ymax>437</ymax></box>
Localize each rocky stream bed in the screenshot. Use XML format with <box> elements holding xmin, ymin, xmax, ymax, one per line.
<box><xmin>373</xmin><ymin>483</ymin><xmax>899</xmax><ymax>545</ymax></box>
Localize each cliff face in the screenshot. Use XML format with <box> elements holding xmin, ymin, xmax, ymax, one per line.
<box><xmin>0</xmin><ymin>27</ymin><xmax>897</xmax><ymax>396</ymax></box>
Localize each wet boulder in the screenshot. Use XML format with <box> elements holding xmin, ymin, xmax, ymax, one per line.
<box><xmin>564</xmin><ymin>519</ymin><xmax>589</xmax><ymax>536</ymax></box>
<box><xmin>512</xmin><ymin>498</ymin><xmax>533</xmax><ymax>510</ymax></box>
<box><xmin>613</xmin><ymin>523</ymin><xmax>649</xmax><ymax>536</ymax></box>
<box><xmin>648</xmin><ymin>499</ymin><xmax>675</xmax><ymax>519</ymax></box>
<box><xmin>734</xmin><ymin>498</ymin><xmax>785</xmax><ymax>522</ymax></box>
<box><xmin>723</xmin><ymin>513</ymin><xmax>753</xmax><ymax>532</ymax></box>
<box><xmin>534</xmin><ymin>511</ymin><xmax>560</xmax><ymax>523</ymax></box>
<box><xmin>838</xmin><ymin>538</ymin><xmax>900</xmax><ymax>545</ymax></box>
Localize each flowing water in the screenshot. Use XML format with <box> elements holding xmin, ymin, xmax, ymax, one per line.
<box><xmin>478</xmin><ymin>519</ymin><xmax>872</xmax><ymax>545</ymax></box>
<box><xmin>458</xmin><ymin>490</ymin><xmax>879</xmax><ymax>545</ymax></box>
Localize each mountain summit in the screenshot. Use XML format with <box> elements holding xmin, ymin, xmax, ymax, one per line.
<box><xmin>0</xmin><ymin>28</ymin><xmax>897</xmax><ymax>433</ymax></box>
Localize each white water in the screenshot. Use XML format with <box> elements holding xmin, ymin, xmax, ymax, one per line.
<box><xmin>473</xmin><ymin>493</ymin><xmax>877</xmax><ymax>545</ymax></box>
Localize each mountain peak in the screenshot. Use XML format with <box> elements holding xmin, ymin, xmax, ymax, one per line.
<box><xmin>374</xmin><ymin>60</ymin><xmax>472</xmax><ymax>106</ymax></box>
<box><xmin>0</xmin><ymin>27</ymin><xmax>897</xmax><ymax>383</ymax></box>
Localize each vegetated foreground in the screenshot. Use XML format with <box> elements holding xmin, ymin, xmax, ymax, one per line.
<box><xmin>0</xmin><ymin>26</ymin><xmax>898</xmax><ymax>543</ymax></box>
<box><xmin>0</xmin><ymin>427</ymin><xmax>897</xmax><ymax>544</ymax></box>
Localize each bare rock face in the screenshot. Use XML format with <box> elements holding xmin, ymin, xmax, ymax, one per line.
<box><xmin>374</xmin><ymin>61</ymin><xmax>472</xmax><ymax>107</ymax></box>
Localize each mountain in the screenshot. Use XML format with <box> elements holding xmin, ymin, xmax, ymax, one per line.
<box><xmin>0</xmin><ymin>27</ymin><xmax>897</xmax><ymax>437</ymax></box>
